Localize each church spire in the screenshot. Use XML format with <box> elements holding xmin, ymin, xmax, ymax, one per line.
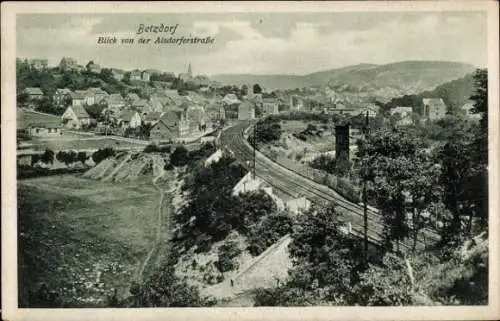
<box><xmin>188</xmin><ymin>63</ymin><xmax>192</xmax><ymax>76</ymax></box>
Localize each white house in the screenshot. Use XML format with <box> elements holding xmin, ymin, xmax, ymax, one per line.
<box><xmin>61</xmin><ymin>105</ymin><xmax>95</xmax><ymax>129</ymax></box>
<box><xmin>204</xmin><ymin>149</ymin><xmax>224</xmax><ymax>167</ymax></box>
<box><xmin>119</xmin><ymin>110</ymin><xmax>142</xmax><ymax>129</ymax></box>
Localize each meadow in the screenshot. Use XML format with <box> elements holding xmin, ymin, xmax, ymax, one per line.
<box><xmin>18</xmin><ymin>174</ymin><xmax>161</xmax><ymax>307</ymax></box>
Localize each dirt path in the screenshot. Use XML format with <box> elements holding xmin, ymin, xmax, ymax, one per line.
<box><xmin>135</xmin><ymin>155</ymin><xmax>169</xmax><ymax>282</ymax></box>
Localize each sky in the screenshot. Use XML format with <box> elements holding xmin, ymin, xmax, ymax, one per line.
<box><xmin>16</xmin><ymin>11</ymin><xmax>487</xmax><ymax>76</ymax></box>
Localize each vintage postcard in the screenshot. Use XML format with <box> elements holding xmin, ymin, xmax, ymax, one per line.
<box><xmin>1</xmin><ymin>1</ymin><xmax>499</xmax><ymax>320</ymax></box>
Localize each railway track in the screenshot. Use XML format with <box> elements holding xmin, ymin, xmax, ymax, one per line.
<box><xmin>220</xmin><ymin>121</ymin><xmax>440</xmax><ymax>248</ymax></box>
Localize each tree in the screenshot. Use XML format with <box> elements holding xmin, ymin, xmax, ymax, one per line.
<box><xmin>288</xmin><ymin>204</ymin><xmax>364</xmax><ymax>301</ymax></box>
<box><xmin>247</xmin><ymin>213</ymin><xmax>293</xmax><ymax>256</ymax></box>
<box><xmin>355</xmin><ymin>254</ymin><xmax>416</xmax><ymax>306</ymax></box>
<box><xmin>241</xmin><ymin>84</ymin><xmax>249</xmax><ymax>96</ymax></box>
<box><xmin>253</xmin><ymin>84</ymin><xmax>262</xmax><ymax>94</ymax></box>
<box><xmin>215</xmin><ymin>240</ymin><xmax>242</xmax><ymax>273</ymax></box>
<box><xmin>77</xmin><ymin>152</ymin><xmax>88</xmax><ymax>166</ymax></box>
<box><xmin>129</xmin><ymin>263</ymin><xmax>215</xmax><ymax>307</ymax></box>
<box><xmin>356</xmin><ymin>130</ymin><xmax>435</xmax><ymax>252</ymax></box>
<box><xmin>91</xmin><ymin>147</ymin><xmax>116</xmax><ymax>164</ymax></box>
<box><xmin>56</xmin><ymin>151</ymin><xmax>77</xmax><ymax>167</ymax></box>
<box><xmin>40</xmin><ymin>149</ymin><xmax>55</xmax><ymax>165</ymax></box>
<box><xmin>170</xmin><ymin>146</ymin><xmax>189</xmax><ymax>167</ymax></box>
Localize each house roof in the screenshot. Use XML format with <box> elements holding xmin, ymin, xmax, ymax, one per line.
<box><xmin>24</xmin><ymin>87</ymin><xmax>43</xmax><ymax>95</ymax></box>
<box><xmin>55</xmin><ymin>88</ymin><xmax>72</xmax><ymax>95</ymax></box>
<box><xmin>71</xmin><ymin>105</ymin><xmax>91</xmax><ymax>118</ymax></box>
<box><xmin>132</xmin><ymin>98</ymin><xmax>150</xmax><ymax>107</ymax></box>
<box><xmin>144</xmin><ymin>112</ymin><xmax>163</xmax><ymax>121</ymax></box>
<box><xmin>87</xmin><ymin>87</ymin><xmax>108</xmax><ymax>95</ymax></box>
<box><xmin>17</xmin><ymin>109</ymin><xmax>61</xmax><ymax>129</ymax></box>
<box><xmin>422</xmin><ymin>98</ymin><xmax>446</xmax><ymax>108</ymax></box>
<box><xmin>156</xmin><ymin>110</ymin><xmax>183</xmax><ymax>128</ymax></box>
<box><xmin>71</xmin><ymin>91</ymin><xmax>86</xmax><ymax>99</ymax></box>
<box><xmin>127</xmin><ymin>93</ymin><xmax>140</xmax><ymax>101</ymax></box>
<box><xmin>108</xmin><ymin>93</ymin><xmax>124</xmax><ymax>102</ymax></box>
<box><xmin>119</xmin><ymin>110</ymin><xmax>138</xmax><ymax>122</ymax></box>
<box><xmin>391</xmin><ymin>106</ymin><xmax>413</xmax><ymax>115</ymax></box>
<box><xmin>222</xmin><ymin>93</ymin><xmax>241</xmax><ymax>105</ymax></box>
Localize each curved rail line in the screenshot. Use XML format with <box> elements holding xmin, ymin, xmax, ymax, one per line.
<box><xmin>220</xmin><ymin>121</ymin><xmax>439</xmax><ymax>247</ymax></box>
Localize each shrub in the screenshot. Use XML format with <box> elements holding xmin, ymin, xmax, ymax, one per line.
<box><xmin>91</xmin><ymin>147</ymin><xmax>116</xmax><ymax>164</ymax></box>
<box><xmin>170</xmin><ymin>146</ymin><xmax>189</xmax><ymax>167</ymax></box>
<box><xmin>247</xmin><ymin>214</ymin><xmax>294</xmax><ymax>256</ymax></box>
<box><xmin>215</xmin><ymin>240</ymin><xmax>242</xmax><ymax>273</ymax></box>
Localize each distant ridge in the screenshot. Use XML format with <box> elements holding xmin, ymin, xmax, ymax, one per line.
<box><xmin>211</xmin><ymin>60</ymin><xmax>476</xmax><ymax>91</ymax></box>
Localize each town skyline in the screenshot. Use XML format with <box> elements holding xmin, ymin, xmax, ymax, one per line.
<box><xmin>17</xmin><ymin>11</ymin><xmax>487</xmax><ymax>76</ymax></box>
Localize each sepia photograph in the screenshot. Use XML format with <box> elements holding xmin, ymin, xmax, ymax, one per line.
<box><xmin>2</xmin><ymin>1</ymin><xmax>499</xmax><ymax>320</ymax></box>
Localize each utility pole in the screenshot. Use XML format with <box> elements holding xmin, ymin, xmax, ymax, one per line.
<box><xmin>363</xmin><ymin>110</ymin><xmax>369</xmax><ymax>264</ymax></box>
<box><xmin>252</xmin><ymin>122</ymin><xmax>256</xmax><ymax>179</ymax></box>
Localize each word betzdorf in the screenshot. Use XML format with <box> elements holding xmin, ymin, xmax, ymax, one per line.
<box><xmin>136</xmin><ymin>23</ymin><xmax>179</xmax><ymax>35</ymax></box>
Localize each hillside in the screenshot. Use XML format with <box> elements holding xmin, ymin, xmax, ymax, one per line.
<box><xmin>379</xmin><ymin>72</ymin><xmax>476</xmax><ymax>113</ymax></box>
<box><xmin>212</xmin><ymin>61</ymin><xmax>476</xmax><ymax>92</ymax></box>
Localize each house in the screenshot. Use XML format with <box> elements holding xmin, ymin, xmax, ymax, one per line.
<box><xmin>71</xmin><ymin>91</ymin><xmax>86</xmax><ymax>107</ymax></box>
<box><xmin>59</xmin><ymin>57</ymin><xmax>78</xmax><ymax>71</ymax></box>
<box><xmin>149</xmin><ymin>96</ymin><xmax>170</xmax><ymax>112</ymax></box>
<box><xmin>28</xmin><ymin>59</ymin><xmax>48</xmax><ymax>71</ymax></box>
<box><xmin>422</xmin><ymin>98</ymin><xmax>447</xmax><ymax>121</ymax></box>
<box><xmin>86</xmin><ymin>88</ymin><xmax>109</xmax><ymax>105</ymax></box>
<box><xmin>17</xmin><ymin>109</ymin><xmax>62</xmax><ymax>137</ymax></box>
<box><xmin>23</xmin><ymin>87</ymin><xmax>44</xmax><ymax>100</ymax></box>
<box><xmin>284</xmin><ymin>196</ymin><xmax>311</xmax><ymax>215</ymax></box>
<box><xmin>86</xmin><ymin>61</ymin><xmax>101</xmax><ymax>74</ymax></box>
<box><xmin>205</xmin><ymin>149</ymin><xmax>224</xmax><ymax>167</ymax></box>
<box><xmin>150</xmin><ymin>110</ymin><xmax>190</xmax><ymax>142</ymax></box>
<box><xmin>461</xmin><ymin>100</ymin><xmax>482</xmax><ymax>120</ymax></box>
<box><xmin>132</xmin><ymin>99</ymin><xmax>153</xmax><ymax>114</ymax></box>
<box><xmin>106</xmin><ymin>93</ymin><xmax>126</xmax><ymax>112</ymax></box>
<box><xmin>390</xmin><ymin>106</ymin><xmax>413</xmax><ymax>126</ymax></box>
<box><xmin>232</xmin><ymin>172</ymin><xmax>265</xmax><ymax>196</ymax></box>
<box><xmin>126</xmin><ymin>93</ymin><xmax>141</xmax><ymax>104</ymax></box>
<box><xmin>205</xmin><ymin>102</ymin><xmax>226</xmax><ymax>122</ymax></box>
<box><xmin>222</xmin><ymin>93</ymin><xmax>241</xmax><ymax>106</ymax></box>
<box><xmin>130</xmin><ymin>70</ymin><xmax>142</xmax><ymax>81</ymax></box>
<box><xmin>118</xmin><ymin>110</ymin><xmax>142</xmax><ymax>129</ymax></box>
<box><xmin>262</xmin><ymin>98</ymin><xmax>279</xmax><ymax>116</ymax></box>
<box><xmin>141</xmin><ymin>71</ymin><xmax>150</xmax><ymax>82</ymax></box>
<box><xmin>111</xmin><ymin>68</ymin><xmax>125</xmax><ymax>81</ymax></box>
<box><xmin>238</xmin><ymin>101</ymin><xmax>255</xmax><ymax>120</ymax></box>
<box><xmin>143</xmin><ymin>111</ymin><xmax>164</xmax><ymax>125</ymax></box>
<box><xmin>185</xmin><ymin>104</ymin><xmax>209</xmax><ymax>132</ymax></box>
<box><xmin>61</xmin><ymin>105</ymin><xmax>95</xmax><ymax>129</ymax></box>
<box><xmin>53</xmin><ymin>88</ymin><xmax>73</xmax><ymax>106</ymax></box>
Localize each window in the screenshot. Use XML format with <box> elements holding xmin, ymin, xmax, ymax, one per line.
<box><xmin>36</xmin><ymin>128</ymin><xmax>40</xmax><ymax>133</ymax></box>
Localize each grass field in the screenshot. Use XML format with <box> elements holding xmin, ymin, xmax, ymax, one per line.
<box><xmin>25</xmin><ymin>137</ymin><xmax>145</xmax><ymax>152</ymax></box>
<box><xmin>17</xmin><ymin>174</ymin><xmax>163</xmax><ymax>307</ymax></box>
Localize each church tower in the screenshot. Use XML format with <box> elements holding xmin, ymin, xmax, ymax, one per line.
<box><xmin>188</xmin><ymin>63</ymin><xmax>192</xmax><ymax>77</ymax></box>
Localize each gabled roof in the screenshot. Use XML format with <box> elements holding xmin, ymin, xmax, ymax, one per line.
<box><xmin>24</xmin><ymin>87</ymin><xmax>43</xmax><ymax>95</ymax></box>
<box><xmin>108</xmin><ymin>93</ymin><xmax>124</xmax><ymax>102</ymax></box>
<box><xmin>70</xmin><ymin>105</ymin><xmax>91</xmax><ymax>119</ymax></box>
<box><xmin>132</xmin><ymin>98</ymin><xmax>150</xmax><ymax>107</ymax></box>
<box><xmin>391</xmin><ymin>106</ymin><xmax>413</xmax><ymax>115</ymax></box>
<box><xmin>71</xmin><ymin>91</ymin><xmax>86</xmax><ymax>99</ymax></box>
<box><xmin>119</xmin><ymin>110</ymin><xmax>139</xmax><ymax>122</ymax></box>
<box><xmin>87</xmin><ymin>87</ymin><xmax>108</xmax><ymax>95</ymax></box>
<box><xmin>144</xmin><ymin>111</ymin><xmax>163</xmax><ymax>122</ymax></box>
<box><xmin>422</xmin><ymin>98</ymin><xmax>446</xmax><ymax>108</ymax></box>
<box><xmin>127</xmin><ymin>93</ymin><xmax>140</xmax><ymax>101</ymax></box>
<box><xmin>155</xmin><ymin>110</ymin><xmax>183</xmax><ymax>128</ymax></box>
<box><xmin>222</xmin><ymin>93</ymin><xmax>241</xmax><ymax>105</ymax></box>
<box><xmin>55</xmin><ymin>88</ymin><xmax>72</xmax><ymax>95</ymax></box>
<box><xmin>17</xmin><ymin>109</ymin><xmax>61</xmax><ymax>129</ymax></box>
